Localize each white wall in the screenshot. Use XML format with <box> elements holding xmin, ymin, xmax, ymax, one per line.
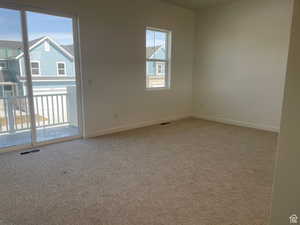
<box><xmin>9</xmin><ymin>0</ymin><xmax>195</xmax><ymax>137</ymax></box>
<box><xmin>79</xmin><ymin>0</ymin><xmax>195</xmax><ymax>136</ymax></box>
<box><xmin>193</xmin><ymin>0</ymin><xmax>293</xmax><ymax>132</ymax></box>
<box><xmin>270</xmin><ymin>0</ymin><xmax>300</xmax><ymax>224</ymax></box>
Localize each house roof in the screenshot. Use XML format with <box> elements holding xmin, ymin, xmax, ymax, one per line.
<box><xmin>62</xmin><ymin>45</ymin><xmax>74</xmax><ymax>56</ymax></box>
<box><xmin>29</xmin><ymin>37</ymin><xmax>45</xmax><ymax>48</ymax></box>
<box><xmin>0</xmin><ymin>40</ymin><xmax>23</xmax><ymax>51</ymax></box>
<box><xmin>0</xmin><ymin>36</ymin><xmax>74</xmax><ymax>58</ymax></box>
<box><xmin>0</xmin><ymin>37</ymin><xmax>45</xmax><ymax>58</ymax></box>
<box><xmin>146</xmin><ymin>45</ymin><xmax>162</xmax><ymax>58</ymax></box>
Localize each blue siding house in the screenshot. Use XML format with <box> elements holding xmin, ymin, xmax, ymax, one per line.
<box><xmin>146</xmin><ymin>45</ymin><xmax>166</xmax><ymax>76</ymax></box>
<box><xmin>0</xmin><ymin>36</ymin><xmax>75</xmax><ymax>97</ymax></box>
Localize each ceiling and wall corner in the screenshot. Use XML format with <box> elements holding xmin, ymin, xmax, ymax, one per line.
<box><xmin>161</xmin><ymin>0</ymin><xmax>236</xmax><ymax>10</ymax></box>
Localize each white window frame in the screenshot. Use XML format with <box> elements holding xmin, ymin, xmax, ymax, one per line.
<box><xmin>30</xmin><ymin>60</ymin><xmax>40</xmax><ymax>76</ymax></box>
<box><xmin>56</xmin><ymin>62</ymin><xmax>67</xmax><ymax>76</ymax></box>
<box><xmin>0</xmin><ymin>61</ymin><xmax>8</xmax><ymax>70</ymax></box>
<box><xmin>146</xmin><ymin>27</ymin><xmax>172</xmax><ymax>90</ymax></box>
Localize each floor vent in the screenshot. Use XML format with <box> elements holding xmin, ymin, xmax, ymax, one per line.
<box><xmin>160</xmin><ymin>122</ymin><xmax>171</xmax><ymax>126</ymax></box>
<box><xmin>20</xmin><ymin>149</ymin><xmax>40</xmax><ymax>155</ymax></box>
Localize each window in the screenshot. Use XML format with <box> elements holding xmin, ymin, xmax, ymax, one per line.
<box><xmin>146</xmin><ymin>28</ymin><xmax>171</xmax><ymax>89</ymax></box>
<box><xmin>156</xmin><ymin>62</ymin><xmax>165</xmax><ymax>75</ymax></box>
<box><xmin>57</xmin><ymin>62</ymin><xmax>66</xmax><ymax>76</ymax></box>
<box><xmin>30</xmin><ymin>61</ymin><xmax>40</xmax><ymax>75</ymax></box>
<box><xmin>0</xmin><ymin>61</ymin><xmax>8</xmax><ymax>70</ymax></box>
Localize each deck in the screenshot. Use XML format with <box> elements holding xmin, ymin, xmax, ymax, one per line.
<box><xmin>0</xmin><ymin>125</ymin><xmax>79</xmax><ymax>149</ymax></box>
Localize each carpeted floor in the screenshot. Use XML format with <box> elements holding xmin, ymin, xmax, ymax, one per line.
<box><xmin>0</xmin><ymin>118</ymin><xmax>278</xmax><ymax>225</ymax></box>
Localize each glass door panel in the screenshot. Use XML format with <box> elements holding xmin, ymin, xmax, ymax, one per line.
<box><xmin>0</xmin><ymin>8</ymin><xmax>32</xmax><ymax>148</ymax></box>
<box><xmin>26</xmin><ymin>11</ymin><xmax>80</xmax><ymax>142</ymax></box>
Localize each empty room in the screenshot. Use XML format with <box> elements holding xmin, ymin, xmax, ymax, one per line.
<box><xmin>0</xmin><ymin>0</ymin><xmax>299</xmax><ymax>224</ymax></box>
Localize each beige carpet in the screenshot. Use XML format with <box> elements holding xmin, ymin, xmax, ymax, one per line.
<box><xmin>0</xmin><ymin>118</ymin><xmax>277</xmax><ymax>225</ymax></box>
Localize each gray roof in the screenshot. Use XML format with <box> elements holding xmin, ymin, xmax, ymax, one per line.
<box><xmin>0</xmin><ymin>37</ymin><xmax>44</xmax><ymax>52</ymax></box>
<box><xmin>146</xmin><ymin>45</ymin><xmax>161</xmax><ymax>58</ymax></box>
<box><xmin>28</xmin><ymin>37</ymin><xmax>45</xmax><ymax>48</ymax></box>
<box><xmin>62</xmin><ymin>45</ymin><xmax>74</xmax><ymax>56</ymax></box>
<box><xmin>0</xmin><ymin>37</ymin><xmax>73</xmax><ymax>58</ymax></box>
<box><xmin>0</xmin><ymin>40</ymin><xmax>23</xmax><ymax>50</ymax></box>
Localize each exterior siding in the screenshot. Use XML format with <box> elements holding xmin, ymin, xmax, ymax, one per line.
<box><xmin>150</xmin><ymin>47</ymin><xmax>166</xmax><ymax>60</ymax></box>
<box><xmin>20</xmin><ymin>40</ymin><xmax>75</xmax><ymax>77</ymax></box>
<box><xmin>0</xmin><ymin>47</ymin><xmax>21</xmax><ymax>59</ymax></box>
<box><xmin>147</xmin><ymin>47</ymin><xmax>166</xmax><ymax>76</ymax></box>
<box><xmin>32</xmin><ymin>81</ymin><xmax>76</xmax><ymax>88</ymax></box>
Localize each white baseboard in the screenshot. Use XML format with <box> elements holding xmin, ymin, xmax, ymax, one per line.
<box><xmin>192</xmin><ymin>114</ymin><xmax>280</xmax><ymax>133</ymax></box>
<box><xmin>87</xmin><ymin>114</ymin><xmax>192</xmax><ymax>138</ymax></box>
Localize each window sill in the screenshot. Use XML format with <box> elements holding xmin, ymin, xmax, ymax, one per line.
<box><xmin>145</xmin><ymin>87</ymin><xmax>171</xmax><ymax>91</ymax></box>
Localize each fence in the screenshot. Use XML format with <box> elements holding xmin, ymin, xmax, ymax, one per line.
<box><xmin>0</xmin><ymin>94</ymin><xmax>69</xmax><ymax>134</ymax></box>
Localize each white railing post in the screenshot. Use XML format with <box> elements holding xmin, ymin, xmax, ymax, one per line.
<box><xmin>6</xmin><ymin>97</ymin><xmax>15</xmax><ymax>133</ymax></box>
<box><xmin>66</xmin><ymin>86</ymin><xmax>78</xmax><ymax>127</ymax></box>
<box><xmin>1</xmin><ymin>93</ymin><xmax>71</xmax><ymax>134</ymax></box>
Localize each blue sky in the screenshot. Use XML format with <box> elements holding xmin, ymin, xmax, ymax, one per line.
<box><xmin>0</xmin><ymin>8</ymin><xmax>74</xmax><ymax>45</ymax></box>
<box><xmin>0</xmin><ymin>7</ymin><xmax>164</xmax><ymax>47</ymax></box>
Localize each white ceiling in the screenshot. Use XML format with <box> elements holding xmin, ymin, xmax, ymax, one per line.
<box><xmin>162</xmin><ymin>0</ymin><xmax>234</xmax><ymax>9</ymax></box>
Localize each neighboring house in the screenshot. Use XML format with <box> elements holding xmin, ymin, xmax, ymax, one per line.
<box><xmin>0</xmin><ymin>36</ymin><xmax>75</xmax><ymax>97</ymax></box>
<box><xmin>146</xmin><ymin>45</ymin><xmax>166</xmax><ymax>76</ymax></box>
<box><xmin>0</xmin><ymin>40</ymin><xmax>23</xmax><ymax>97</ymax></box>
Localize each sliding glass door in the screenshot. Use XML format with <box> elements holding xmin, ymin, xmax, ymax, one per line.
<box><xmin>26</xmin><ymin>11</ymin><xmax>80</xmax><ymax>142</ymax></box>
<box><xmin>0</xmin><ymin>8</ymin><xmax>32</xmax><ymax>148</ymax></box>
<box><xmin>0</xmin><ymin>6</ymin><xmax>81</xmax><ymax>149</ymax></box>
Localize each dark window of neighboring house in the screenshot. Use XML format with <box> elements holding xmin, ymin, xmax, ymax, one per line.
<box><xmin>156</xmin><ymin>63</ymin><xmax>165</xmax><ymax>75</ymax></box>
<box><xmin>0</xmin><ymin>61</ymin><xmax>8</xmax><ymax>70</ymax></box>
<box><xmin>57</xmin><ymin>62</ymin><xmax>66</xmax><ymax>76</ymax></box>
<box><xmin>7</xmin><ymin>49</ymin><xmax>14</xmax><ymax>58</ymax></box>
<box><xmin>30</xmin><ymin>61</ymin><xmax>40</xmax><ymax>75</ymax></box>
<box><xmin>4</xmin><ymin>85</ymin><xmax>12</xmax><ymax>91</ymax></box>
<box><xmin>0</xmin><ymin>49</ymin><xmax>6</xmax><ymax>58</ymax></box>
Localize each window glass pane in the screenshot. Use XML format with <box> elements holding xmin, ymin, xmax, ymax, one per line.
<box><xmin>27</xmin><ymin>11</ymin><xmax>80</xmax><ymax>142</ymax></box>
<box><xmin>0</xmin><ymin>7</ymin><xmax>32</xmax><ymax>148</ymax></box>
<box><xmin>146</xmin><ymin>30</ymin><xmax>155</xmax><ymax>56</ymax></box>
<box><xmin>0</xmin><ymin>48</ymin><xmax>6</xmax><ymax>58</ymax></box>
<box><xmin>146</xmin><ymin>61</ymin><xmax>166</xmax><ymax>88</ymax></box>
<box><xmin>58</xmin><ymin>63</ymin><xmax>64</xmax><ymax>69</ymax></box>
<box><xmin>32</xmin><ymin>69</ymin><xmax>39</xmax><ymax>75</ymax></box>
<box><xmin>0</xmin><ymin>61</ymin><xmax>8</xmax><ymax>69</ymax></box>
<box><xmin>153</xmin><ymin>31</ymin><xmax>167</xmax><ymax>60</ymax></box>
<box><xmin>146</xmin><ymin>30</ymin><xmax>167</xmax><ymax>60</ymax></box>
<box><xmin>31</xmin><ymin>62</ymin><xmax>39</xmax><ymax>68</ymax></box>
<box><xmin>146</xmin><ymin>61</ymin><xmax>155</xmax><ymax>76</ymax></box>
<box><xmin>146</xmin><ymin>28</ymin><xmax>170</xmax><ymax>89</ymax></box>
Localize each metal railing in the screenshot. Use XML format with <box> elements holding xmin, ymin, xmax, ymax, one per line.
<box><xmin>0</xmin><ymin>94</ymin><xmax>69</xmax><ymax>134</ymax></box>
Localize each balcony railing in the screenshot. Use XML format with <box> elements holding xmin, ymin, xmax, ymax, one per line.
<box><xmin>147</xmin><ymin>75</ymin><xmax>165</xmax><ymax>88</ymax></box>
<box><xmin>0</xmin><ymin>94</ymin><xmax>70</xmax><ymax>134</ymax></box>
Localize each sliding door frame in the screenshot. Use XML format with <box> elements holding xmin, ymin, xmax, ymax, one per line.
<box><xmin>0</xmin><ymin>2</ymin><xmax>84</xmax><ymax>153</ymax></box>
<box><xmin>20</xmin><ymin>10</ymin><xmax>37</xmax><ymax>144</ymax></box>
